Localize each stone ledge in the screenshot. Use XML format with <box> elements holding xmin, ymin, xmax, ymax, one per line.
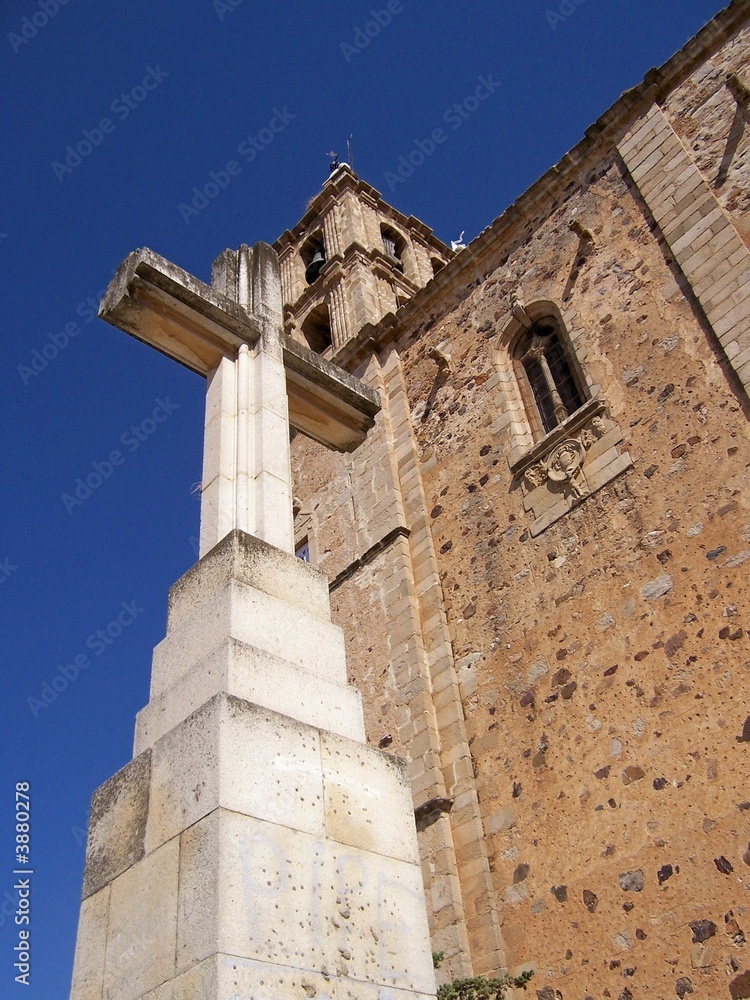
<box><xmin>329</xmin><ymin>524</ymin><xmax>411</xmax><ymax>592</ymax></box>
<box><xmin>510</xmin><ymin>396</ymin><xmax>606</xmax><ymax>478</ymax></box>
<box><xmin>167</xmin><ymin>529</ymin><xmax>331</xmax><ymax>629</ymax></box>
<box><xmin>134</xmin><ymin>637</ymin><xmax>365</xmax><ymax>754</ymax></box>
<box><xmin>99</xmin><ymin>246</ymin><xmax>262</xmax><ymax>377</ymax></box>
<box><xmin>153</xmin><ymin>577</ymin><xmax>348</xmax><ymax>698</ymax></box>
<box><xmin>517</xmin><ymin>406</ymin><xmax>633</xmax><ymax>537</ymax></box>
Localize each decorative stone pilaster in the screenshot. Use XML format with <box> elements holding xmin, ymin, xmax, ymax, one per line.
<box><xmin>322</xmin><ymin>203</ymin><xmax>343</xmax><ymax>259</ymax></box>
<box><xmin>278</xmin><ymin>246</ymin><xmax>304</xmax><ymax>307</ymax></box>
<box><xmin>328</xmin><ymin>279</ymin><xmax>352</xmax><ymax>348</ymax></box>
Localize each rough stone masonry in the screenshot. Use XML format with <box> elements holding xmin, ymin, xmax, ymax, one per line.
<box><xmin>280</xmin><ymin>2</ymin><xmax>750</xmax><ymax>997</ymax></box>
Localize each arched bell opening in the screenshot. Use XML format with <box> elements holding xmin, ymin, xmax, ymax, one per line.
<box><xmin>301</xmin><ymin>232</ymin><xmax>326</xmax><ymax>285</ymax></box>
<box><xmin>380</xmin><ymin>224</ymin><xmax>406</xmax><ymax>273</ymax></box>
<box><xmin>301</xmin><ymin>302</ymin><xmax>333</xmax><ymax>354</ymax></box>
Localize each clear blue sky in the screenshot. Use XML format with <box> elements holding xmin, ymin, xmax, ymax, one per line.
<box><xmin>0</xmin><ymin>0</ymin><xmax>728</xmax><ymax>994</ymax></box>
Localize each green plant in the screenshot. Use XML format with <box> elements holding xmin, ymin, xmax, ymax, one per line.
<box><xmin>437</xmin><ymin>972</ymin><xmax>534</xmax><ymax>1000</ymax></box>
<box><xmin>432</xmin><ymin>951</ymin><xmax>445</xmax><ymax>969</ymax></box>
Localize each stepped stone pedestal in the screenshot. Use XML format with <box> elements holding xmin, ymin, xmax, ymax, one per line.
<box><xmin>70</xmin><ymin>531</ymin><xmax>436</xmax><ymax>1000</ymax></box>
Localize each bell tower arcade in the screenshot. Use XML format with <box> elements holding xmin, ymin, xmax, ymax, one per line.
<box><xmin>274</xmin><ymin>163</ymin><xmax>452</xmax><ymax>355</ymax></box>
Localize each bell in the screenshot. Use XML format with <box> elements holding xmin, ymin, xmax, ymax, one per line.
<box><xmin>305</xmin><ymin>250</ymin><xmax>326</xmax><ymax>284</ymax></box>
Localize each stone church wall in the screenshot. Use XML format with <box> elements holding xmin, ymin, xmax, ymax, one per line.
<box><xmin>291</xmin><ymin>7</ymin><xmax>750</xmax><ymax>998</ymax></box>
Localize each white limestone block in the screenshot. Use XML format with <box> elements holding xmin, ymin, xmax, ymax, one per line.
<box><xmin>81</xmin><ymin>752</ymin><xmax>150</xmax><ymax>899</ymax></box>
<box><xmin>252</xmin><ymin>345</ymin><xmax>290</xmax><ymax>420</ymax></box>
<box><xmin>201</xmin><ymin>357</ymin><xmax>237</xmax><ymax>553</ymax></box>
<box><xmin>151</xmin><ymin>579</ymin><xmax>347</xmax><ymax>697</ymax></box>
<box><xmin>175</xmin><ymin>808</ymin><xmax>436</xmax><ymax>995</ymax></box>
<box><xmin>202</xmin><ymin>366</ymin><xmax>237</xmax><ymax>486</ymax></box>
<box><xmin>166</xmin><ymin>530</ymin><xmax>332</xmax><ymax>628</ymax></box>
<box><xmin>151</xmin><ymin>952</ymin><xmax>436</xmax><ymax>1000</ymax></box>
<box><xmin>146</xmin><ymin>695</ymin><xmax>326</xmax><ymax>853</ymax></box>
<box><xmin>214</xmin><ymin>954</ymin><xmax>437</xmax><ymax>1000</ymax></box>
<box><xmin>321</xmin><ymin>733</ymin><xmax>420</xmax><ymax>864</ymax></box>
<box><xmin>175</xmin><ymin>809</ymin><xmax>220</xmax><ymax>976</ymax></box>
<box><xmin>102</xmin><ymin>837</ymin><xmax>179</xmax><ymax>1000</ymax></box>
<box><xmin>253</xmin><ymin>469</ymin><xmax>294</xmax><ymax>553</ymax></box>
<box><xmin>70</xmin><ymin>885</ymin><xmax>110</xmax><ymax>1000</ymax></box>
<box><xmin>134</xmin><ymin>638</ymin><xmax>365</xmax><ymax>754</ymax></box>
<box><xmin>253</xmin><ymin>407</ymin><xmax>293</xmax><ymax>483</ymax></box>
<box><xmin>199</xmin><ymin>473</ymin><xmax>236</xmax><ymax>557</ymax></box>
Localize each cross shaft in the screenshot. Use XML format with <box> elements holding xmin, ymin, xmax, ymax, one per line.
<box><xmin>100</xmin><ymin>242</ymin><xmax>379</xmax><ymax>556</ymax></box>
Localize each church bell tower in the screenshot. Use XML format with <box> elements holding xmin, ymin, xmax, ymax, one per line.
<box><xmin>274</xmin><ymin>163</ymin><xmax>452</xmax><ymax>355</ymax></box>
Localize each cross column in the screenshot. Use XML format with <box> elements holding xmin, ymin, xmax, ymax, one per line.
<box><xmin>98</xmin><ymin>241</ymin><xmax>379</xmax><ymax>557</ymax></box>
<box><xmin>201</xmin><ymin>243</ymin><xmax>294</xmax><ymax>554</ymax></box>
<box><xmin>72</xmin><ymin>239</ymin><xmax>437</xmax><ymax>1000</ymax></box>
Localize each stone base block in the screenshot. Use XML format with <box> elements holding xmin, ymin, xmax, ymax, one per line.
<box><xmin>71</xmin><ymin>694</ymin><xmax>435</xmax><ymax>1000</ymax></box>
<box><xmin>135</xmin><ymin>637</ymin><xmax>365</xmax><ymax>753</ymax></box>
<box><xmin>135</xmin><ymin>530</ymin><xmax>359</xmax><ymax>750</ymax></box>
<box><xmin>142</xmin><ymin>953</ymin><xmax>437</xmax><ymax>1000</ymax></box>
<box><xmin>150</xmin><ymin>573</ymin><xmax>347</xmax><ymax>697</ymax></box>
<box><xmin>167</xmin><ymin>530</ymin><xmax>334</xmax><ymax>629</ymax></box>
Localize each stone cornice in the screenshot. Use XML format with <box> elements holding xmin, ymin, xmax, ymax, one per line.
<box><xmin>330</xmin><ymin>0</ymin><xmax>748</xmax><ymax>371</ymax></box>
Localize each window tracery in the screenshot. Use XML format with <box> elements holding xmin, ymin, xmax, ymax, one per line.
<box><xmin>512</xmin><ymin>315</ymin><xmax>584</xmax><ymax>438</ymax></box>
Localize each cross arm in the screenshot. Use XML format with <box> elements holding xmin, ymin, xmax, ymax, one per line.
<box><xmin>100</xmin><ymin>243</ymin><xmax>380</xmax><ymax>455</ymax></box>
<box><xmin>283</xmin><ymin>337</ymin><xmax>380</xmax><ymax>452</ymax></box>
<box><xmin>99</xmin><ymin>247</ymin><xmax>262</xmax><ymax>376</ymax></box>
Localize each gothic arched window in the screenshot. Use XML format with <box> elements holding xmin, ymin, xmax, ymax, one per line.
<box><xmin>512</xmin><ymin>316</ymin><xmax>584</xmax><ymax>437</ymax></box>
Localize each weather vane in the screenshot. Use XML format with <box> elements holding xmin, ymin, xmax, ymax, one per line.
<box><xmin>327</xmin><ymin>136</ymin><xmax>354</xmax><ymax>173</ymax></box>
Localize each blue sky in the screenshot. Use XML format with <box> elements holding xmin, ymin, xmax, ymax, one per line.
<box><xmin>0</xmin><ymin>0</ymin><xmax>728</xmax><ymax>994</ymax></box>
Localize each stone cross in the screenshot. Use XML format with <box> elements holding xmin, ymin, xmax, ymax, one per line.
<box><xmin>100</xmin><ymin>242</ymin><xmax>379</xmax><ymax>557</ymax></box>
<box><xmin>73</xmin><ymin>242</ymin><xmax>435</xmax><ymax>1000</ymax></box>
